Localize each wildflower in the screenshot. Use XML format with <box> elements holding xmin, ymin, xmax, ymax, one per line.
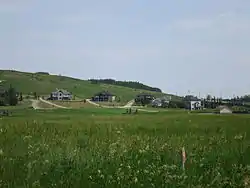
<box><xmin>98</xmin><ymin>169</ymin><xmax>101</xmax><ymax>174</ymax></box>
<box><xmin>0</xmin><ymin>149</ymin><xmax>3</xmax><ymax>156</ymax></box>
<box><xmin>234</xmin><ymin>134</ymin><xmax>243</xmax><ymax>140</ymax></box>
<box><xmin>44</xmin><ymin>160</ymin><xmax>49</xmax><ymax>164</ymax></box>
<box><xmin>32</xmin><ymin>180</ymin><xmax>40</xmax><ymax>187</ymax></box>
<box><xmin>27</xmin><ymin>162</ymin><xmax>32</xmax><ymax>169</ymax></box>
<box><xmin>134</xmin><ymin>177</ymin><xmax>138</xmax><ymax>183</ymax></box>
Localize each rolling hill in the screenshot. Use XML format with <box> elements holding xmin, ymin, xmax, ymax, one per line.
<box><xmin>0</xmin><ymin>70</ymin><xmax>179</xmax><ymax>102</ymax></box>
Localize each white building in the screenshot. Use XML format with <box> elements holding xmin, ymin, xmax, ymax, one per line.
<box><xmin>50</xmin><ymin>88</ymin><xmax>72</xmax><ymax>100</ymax></box>
<box><xmin>190</xmin><ymin>101</ymin><xmax>202</xmax><ymax>110</ymax></box>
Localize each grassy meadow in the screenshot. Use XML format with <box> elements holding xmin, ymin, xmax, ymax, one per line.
<box><xmin>1</xmin><ymin>108</ymin><xmax>250</xmax><ymax>187</ymax></box>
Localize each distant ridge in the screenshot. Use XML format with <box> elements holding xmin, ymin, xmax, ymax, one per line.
<box><xmin>88</xmin><ymin>78</ymin><xmax>162</xmax><ymax>93</ymax></box>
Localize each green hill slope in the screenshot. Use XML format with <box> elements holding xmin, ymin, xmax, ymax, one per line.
<box><xmin>0</xmin><ymin>70</ymin><xmax>178</xmax><ymax>102</ymax></box>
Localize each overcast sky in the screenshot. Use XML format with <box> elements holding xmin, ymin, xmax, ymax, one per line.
<box><xmin>0</xmin><ymin>0</ymin><xmax>250</xmax><ymax>98</ymax></box>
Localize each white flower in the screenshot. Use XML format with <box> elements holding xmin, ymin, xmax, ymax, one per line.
<box><xmin>44</xmin><ymin>160</ymin><xmax>49</xmax><ymax>164</ymax></box>
<box><xmin>134</xmin><ymin>177</ymin><xmax>138</xmax><ymax>183</ymax></box>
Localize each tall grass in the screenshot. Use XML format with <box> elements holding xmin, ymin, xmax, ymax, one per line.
<box><xmin>1</xmin><ymin>109</ymin><xmax>250</xmax><ymax>187</ymax></box>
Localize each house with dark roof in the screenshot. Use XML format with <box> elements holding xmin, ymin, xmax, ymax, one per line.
<box><xmin>50</xmin><ymin>88</ymin><xmax>72</xmax><ymax>100</ymax></box>
<box><xmin>135</xmin><ymin>93</ymin><xmax>155</xmax><ymax>104</ymax></box>
<box><xmin>91</xmin><ymin>91</ymin><xmax>116</xmax><ymax>102</ymax></box>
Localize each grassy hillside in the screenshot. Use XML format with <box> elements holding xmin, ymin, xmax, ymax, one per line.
<box><xmin>0</xmin><ymin>70</ymin><xmax>179</xmax><ymax>102</ymax></box>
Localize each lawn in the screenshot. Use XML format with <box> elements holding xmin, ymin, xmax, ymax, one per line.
<box><xmin>1</xmin><ymin>108</ymin><xmax>250</xmax><ymax>187</ymax></box>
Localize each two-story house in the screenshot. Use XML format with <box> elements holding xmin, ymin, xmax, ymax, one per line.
<box><xmin>50</xmin><ymin>89</ymin><xmax>72</xmax><ymax>100</ymax></box>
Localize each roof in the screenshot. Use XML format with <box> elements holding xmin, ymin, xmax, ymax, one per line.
<box><xmin>94</xmin><ymin>91</ymin><xmax>114</xmax><ymax>96</ymax></box>
<box><xmin>184</xmin><ymin>95</ymin><xmax>200</xmax><ymax>101</ymax></box>
<box><xmin>52</xmin><ymin>88</ymin><xmax>71</xmax><ymax>95</ymax></box>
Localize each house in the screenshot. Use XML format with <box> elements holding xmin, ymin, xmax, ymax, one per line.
<box><xmin>135</xmin><ymin>93</ymin><xmax>155</xmax><ymax>104</ymax></box>
<box><xmin>151</xmin><ymin>96</ymin><xmax>170</xmax><ymax>108</ymax></box>
<box><xmin>152</xmin><ymin>98</ymin><xmax>162</xmax><ymax>107</ymax></box>
<box><xmin>189</xmin><ymin>101</ymin><xmax>202</xmax><ymax>110</ymax></box>
<box><xmin>50</xmin><ymin>89</ymin><xmax>72</xmax><ymax>100</ymax></box>
<box><xmin>91</xmin><ymin>91</ymin><xmax>116</xmax><ymax>102</ymax></box>
<box><xmin>183</xmin><ymin>95</ymin><xmax>202</xmax><ymax>110</ymax></box>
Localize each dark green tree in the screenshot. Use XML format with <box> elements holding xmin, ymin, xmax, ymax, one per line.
<box><xmin>33</xmin><ymin>92</ymin><xmax>37</xmax><ymax>99</ymax></box>
<box><xmin>8</xmin><ymin>85</ymin><xmax>18</xmax><ymax>106</ymax></box>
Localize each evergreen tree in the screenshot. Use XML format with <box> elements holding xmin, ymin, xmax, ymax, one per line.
<box><xmin>8</xmin><ymin>85</ymin><xmax>18</xmax><ymax>106</ymax></box>
<box><xmin>33</xmin><ymin>92</ymin><xmax>37</xmax><ymax>99</ymax></box>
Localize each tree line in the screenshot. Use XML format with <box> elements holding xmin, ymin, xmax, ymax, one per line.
<box><xmin>135</xmin><ymin>93</ymin><xmax>250</xmax><ymax>109</ymax></box>
<box><xmin>89</xmin><ymin>79</ymin><xmax>162</xmax><ymax>93</ymax></box>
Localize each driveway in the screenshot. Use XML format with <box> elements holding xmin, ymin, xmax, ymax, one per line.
<box><xmin>86</xmin><ymin>99</ymin><xmax>159</xmax><ymax>113</ymax></box>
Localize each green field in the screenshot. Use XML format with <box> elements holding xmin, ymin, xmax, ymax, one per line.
<box><xmin>0</xmin><ymin>70</ymin><xmax>178</xmax><ymax>103</ymax></box>
<box><xmin>1</xmin><ymin>108</ymin><xmax>250</xmax><ymax>187</ymax></box>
